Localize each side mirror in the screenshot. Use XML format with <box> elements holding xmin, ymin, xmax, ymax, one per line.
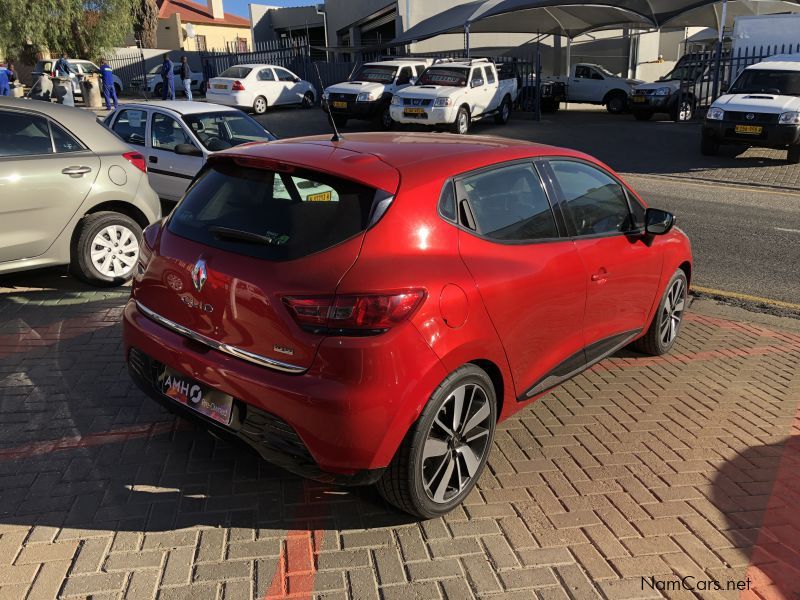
<box><xmin>294</xmin><ymin>76</ymin><xmax>301</xmax><ymax>83</ymax></box>
<box><xmin>409</xmin><ymin>77</ymin><xmax>417</xmax><ymax>85</ymax></box>
<box><xmin>175</xmin><ymin>143</ymin><xmax>203</xmax><ymax>157</ymax></box>
<box><xmin>471</xmin><ymin>78</ymin><xmax>484</xmax><ymax>88</ymax></box>
<box><xmin>645</xmin><ymin>208</ymin><xmax>675</xmax><ymax>235</ymax></box>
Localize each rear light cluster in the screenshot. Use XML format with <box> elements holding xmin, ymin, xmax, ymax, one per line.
<box><xmin>123</xmin><ymin>151</ymin><xmax>147</xmax><ymax>173</ymax></box>
<box><xmin>231</xmin><ymin>80</ymin><xmax>245</xmax><ymax>91</ymax></box>
<box><xmin>283</xmin><ymin>291</ymin><xmax>425</xmax><ymax>335</ymax></box>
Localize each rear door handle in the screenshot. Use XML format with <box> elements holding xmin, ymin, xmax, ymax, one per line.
<box><xmin>149</xmin><ymin>156</ymin><xmax>158</xmax><ymax>164</ymax></box>
<box><xmin>61</xmin><ymin>166</ymin><xmax>91</xmax><ymax>177</ymax></box>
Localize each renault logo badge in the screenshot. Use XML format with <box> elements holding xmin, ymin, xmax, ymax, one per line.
<box><xmin>191</xmin><ymin>259</ymin><xmax>207</xmax><ymax>292</ymax></box>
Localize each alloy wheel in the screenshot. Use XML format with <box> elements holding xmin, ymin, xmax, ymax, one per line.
<box><xmin>660</xmin><ymin>278</ymin><xmax>686</xmax><ymax>346</ymax></box>
<box><xmin>90</xmin><ymin>225</ymin><xmax>139</xmax><ymax>278</ymax></box>
<box><xmin>677</xmin><ymin>100</ymin><xmax>693</xmax><ymax>121</ymax></box>
<box><xmin>458</xmin><ymin>111</ymin><xmax>468</xmax><ymax>134</ymax></box>
<box><xmin>421</xmin><ymin>383</ymin><xmax>492</xmax><ymax>504</ymax></box>
<box><xmin>254</xmin><ymin>97</ymin><xmax>267</xmax><ymax>113</ymax></box>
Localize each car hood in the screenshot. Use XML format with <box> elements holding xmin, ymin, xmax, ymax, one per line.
<box><xmin>635</xmin><ymin>80</ymin><xmax>681</xmax><ymax>92</ymax></box>
<box><xmin>711</xmin><ymin>93</ymin><xmax>800</xmax><ymax>113</ymax></box>
<box><xmin>326</xmin><ymin>81</ymin><xmax>387</xmax><ymax>95</ymax></box>
<box><xmin>397</xmin><ymin>85</ymin><xmax>461</xmax><ymax>99</ymax></box>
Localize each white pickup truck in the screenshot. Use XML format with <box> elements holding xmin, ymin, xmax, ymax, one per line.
<box><xmin>701</xmin><ymin>56</ymin><xmax>800</xmax><ymax>164</ymax></box>
<box><xmin>544</xmin><ymin>63</ymin><xmax>641</xmax><ymax>114</ymax></box>
<box><xmin>389</xmin><ymin>58</ymin><xmax>518</xmax><ymax>134</ymax></box>
<box><xmin>322</xmin><ymin>59</ymin><xmax>432</xmax><ymax>129</ymax></box>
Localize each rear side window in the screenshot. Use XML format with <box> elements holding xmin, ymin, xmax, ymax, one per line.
<box><xmin>484</xmin><ymin>67</ymin><xmax>496</xmax><ymax>84</ymax></box>
<box><xmin>50</xmin><ymin>123</ymin><xmax>84</xmax><ymax>153</ymax></box>
<box><xmin>550</xmin><ymin>160</ymin><xmax>633</xmax><ymax>236</ymax></box>
<box><xmin>257</xmin><ymin>68</ymin><xmax>275</xmax><ymax>81</ymax></box>
<box><xmin>0</xmin><ymin>111</ymin><xmax>52</xmax><ymax>156</ymax></box>
<box><xmin>459</xmin><ymin>163</ymin><xmax>558</xmax><ymax>241</ymax></box>
<box><xmin>168</xmin><ymin>162</ymin><xmax>378</xmax><ymax>261</ymax></box>
<box><xmin>113</xmin><ymin>109</ymin><xmax>147</xmax><ymax>146</ymax></box>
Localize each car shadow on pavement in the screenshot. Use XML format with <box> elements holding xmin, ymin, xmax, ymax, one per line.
<box><xmin>0</xmin><ymin>287</ymin><xmax>417</xmax><ymax>535</ymax></box>
<box><xmin>710</xmin><ymin>436</ymin><xmax>800</xmax><ymax>596</ymax></box>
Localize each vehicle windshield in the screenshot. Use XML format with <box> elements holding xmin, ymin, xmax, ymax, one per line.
<box><xmin>182</xmin><ymin>112</ymin><xmax>276</xmax><ymax>151</ymax></box>
<box><xmin>219</xmin><ymin>66</ymin><xmax>252</xmax><ymax>79</ymax></box>
<box><xmin>417</xmin><ymin>67</ymin><xmax>469</xmax><ymax>87</ymax></box>
<box><xmin>729</xmin><ymin>68</ymin><xmax>800</xmax><ymax>96</ymax></box>
<box><xmin>352</xmin><ymin>65</ymin><xmax>397</xmax><ymax>83</ymax></box>
<box><xmin>168</xmin><ymin>161</ymin><xmax>378</xmax><ymax>261</ymax></box>
<box><xmin>661</xmin><ymin>63</ymin><xmax>705</xmax><ymax>81</ymax></box>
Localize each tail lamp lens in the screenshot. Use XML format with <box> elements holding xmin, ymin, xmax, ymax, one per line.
<box><xmin>231</xmin><ymin>80</ymin><xmax>245</xmax><ymax>91</ymax></box>
<box><xmin>283</xmin><ymin>291</ymin><xmax>425</xmax><ymax>335</ymax></box>
<box><xmin>123</xmin><ymin>151</ymin><xmax>147</xmax><ymax>173</ymax></box>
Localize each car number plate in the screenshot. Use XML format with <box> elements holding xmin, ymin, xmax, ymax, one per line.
<box><xmin>632</xmin><ymin>95</ymin><xmax>646</xmax><ymax>103</ymax></box>
<box><xmin>332</xmin><ymin>101</ymin><xmax>348</xmax><ymax>109</ymax></box>
<box><xmin>158</xmin><ymin>367</ymin><xmax>234</xmax><ymax>425</ymax></box>
<box><xmin>404</xmin><ymin>107</ymin><xmax>425</xmax><ymax>115</ymax></box>
<box><xmin>213</xmin><ymin>83</ymin><xmax>227</xmax><ymax>90</ymax></box>
<box><xmin>735</xmin><ymin>125</ymin><xmax>762</xmax><ymax>135</ymax></box>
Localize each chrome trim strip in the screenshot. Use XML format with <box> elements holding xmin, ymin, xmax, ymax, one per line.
<box><xmin>135</xmin><ymin>300</ymin><xmax>307</xmax><ymax>374</ymax></box>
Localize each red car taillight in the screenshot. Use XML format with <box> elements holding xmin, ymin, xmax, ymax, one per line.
<box><xmin>123</xmin><ymin>151</ymin><xmax>147</xmax><ymax>173</ymax></box>
<box><xmin>283</xmin><ymin>291</ymin><xmax>425</xmax><ymax>335</ymax></box>
<box><xmin>231</xmin><ymin>80</ymin><xmax>245</xmax><ymax>91</ymax></box>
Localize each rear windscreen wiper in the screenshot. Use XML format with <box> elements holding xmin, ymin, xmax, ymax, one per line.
<box><xmin>208</xmin><ymin>226</ymin><xmax>288</xmax><ymax>246</ymax></box>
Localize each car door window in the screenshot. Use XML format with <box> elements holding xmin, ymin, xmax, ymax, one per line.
<box><xmin>459</xmin><ymin>163</ymin><xmax>558</xmax><ymax>241</ymax></box>
<box><xmin>151</xmin><ymin>113</ymin><xmax>192</xmax><ymax>152</ymax></box>
<box><xmin>112</xmin><ymin>109</ymin><xmax>147</xmax><ymax>146</ymax></box>
<box><xmin>550</xmin><ymin>160</ymin><xmax>633</xmax><ymax>236</ymax></box>
<box><xmin>0</xmin><ymin>111</ymin><xmax>53</xmax><ymax>156</ymax></box>
<box><xmin>274</xmin><ymin>68</ymin><xmax>296</xmax><ymax>82</ymax></box>
<box><xmin>590</xmin><ymin>68</ymin><xmax>604</xmax><ymax>80</ymax></box>
<box><xmin>50</xmin><ymin>123</ymin><xmax>84</xmax><ymax>153</ymax></box>
<box><xmin>396</xmin><ymin>67</ymin><xmax>413</xmax><ymax>85</ymax></box>
<box><xmin>575</xmin><ymin>66</ymin><xmax>591</xmax><ymax>79</ymax></box>
<box><xmin>484</xmin><ymin>66</ymin><xmax>496</xmax><ymax>84</ymax></box>
<box><xmin>414</xmin><ymin>65</ymin><xmax>426</xmax><ymax>77</ymax></box>
<box><xmin>258</xmin><ymin>68</ymin><xmax>276</xmax><ymax>81</ymax></box>
<box><xmin>470</xmin><ymin>69</ymin><xmax>483</xmax><ymax>86</ymax></box>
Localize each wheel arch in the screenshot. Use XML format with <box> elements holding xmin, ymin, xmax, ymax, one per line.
<box><xmin>678</xmin><ymin>260</ymin><xmax>692</xmax><ymax>285</ymax></box>
<box><xmin>469</xmin><ymin>358</ymin><xmax>505</xmax><ymax>421</ymax></box>
<box><xmin>602</xmin><ymin>88</ymin><xmax>628</xmax><ymax>105</ymax></box>
<box><xmin>83</xmin><ymin>201</ymin><xmax>150</xmax><ymax>231</ymax></box>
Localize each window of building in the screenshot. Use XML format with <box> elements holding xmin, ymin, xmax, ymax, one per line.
<box><xmin>196</xmin><ymin>35</ymin><xmax>207</xmax><ymax>51</ymax></box>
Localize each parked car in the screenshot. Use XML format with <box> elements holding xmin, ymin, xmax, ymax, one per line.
<box><xmin>130</xmin><ymin>64</ymin><xmax>203</xmax><ymax>98</ymax></box>
<box><xmin>31</xmin><ymin>58</ymin><xmax>123</xmax><ymax>97</ymax></box>
<box><xmin>322</xmin><ymin>58</ymin><xmax>432</xmax><ymax>129</ymax></box>
<box><xmin>390</xmin><ymin>58</ymin><xmax>519</xmax><ymax>134</ymax></box>
<box><xmin>124</xmin><ymin>132</ymin><xmax>692</xmax><ymax>518</ymax></box>
<box><xmin>104</xmin><ymin>101</ymin><xmax>277</xmax><ymax>204</ymax></box>
<box><xmin>701</xmin><ymin>56</ymin><xmax>800</xmax><ymax>163</ymax></box>
<box><xmin>545</xmin><ymin>63</ymin><xmax>640</xmax><ymax>114</ymax></box>
<box><xmin>205</xmin><ymin>64</ymin><xmax>316</xmax><ymax>115</ymax></box>
<box><xmin>0</xmin><ymin>98</ymin><xmax>160</xmax><ymax>285</ymax></box>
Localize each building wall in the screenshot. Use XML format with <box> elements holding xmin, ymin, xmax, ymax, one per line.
<box><xmin>180</xmin><ymin>23</ymin><xmax>252</xmax><ymax>51</ymax></box>
<box><xmin>156</xmin><ymin>13</ymin><xmax>183</xmax><ymax>50</ymax></box>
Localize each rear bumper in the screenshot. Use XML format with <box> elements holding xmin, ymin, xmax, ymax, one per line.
<box><xmin>204</xmin><ymin>90</ymin><xmax>250</xmax><ymax>107</ymax></box>
<box><xmin>702</xmin><ymin>120</ymin><xmax>800</xmax><ymax>147</ymax></box>
<box><xmin>123</xmin><ymin>299</ymin><xmax>448</xmax><ymax>482</ymax></box>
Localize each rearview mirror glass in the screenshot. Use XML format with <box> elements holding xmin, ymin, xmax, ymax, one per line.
<box><xmin>645</xmin><ymin>208</ymin><xmax>675</xmax><ymax>235</ymax></box>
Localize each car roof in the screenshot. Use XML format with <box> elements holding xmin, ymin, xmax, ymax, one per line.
<box><xmin>364</xmin><ymin>60</ymin><xmax>427</xmax><ymax>67</ymax></box>
<box><xmin>225</xmin><ymin>64</ymin><xmax>287</xmax><ymax>70</ymax></box>
<box><xmin>0</xmin><ymin>97</ymin><xmax>129</xmax><ymax>154</ymax></box>
<box><xmin>749</xmin><ymin>55</ymin><xmax>800</xmax><ymax>71</ymax></box>
<box><xmin>114</xmin><ymin>101</ymin><xmax>240</xmax><ymax>115</ymax></box>
<box><xmin>217</xmin><ymin>132</ymin><xmax>589</xmax><ymax>188</ymax></box>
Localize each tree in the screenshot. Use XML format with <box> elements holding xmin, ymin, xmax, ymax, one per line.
<box><xmin>0</xmin><ymin>0</ymin><xmax>136</xmax><ymax>60</ymax></box>
<box><xmin>133</xmin><ymin>0</ymin><xmax>159</xmax><ymax>48</ymax></box>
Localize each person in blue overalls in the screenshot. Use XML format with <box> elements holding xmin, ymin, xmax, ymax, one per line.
<box><xmin>54</xmin><ymin>53</ymin><xmax>72</xmax><ymax>77</ymax></box>
<box><xmin>0</xmin><ymin>63</ymin><xmax>11</xmax><ymax>96</ymax></box>
<box><xmin>161</xmin><ymin>54</ymin><xmax>175</xmax><ymax>100</ymax></box>
<box><xmin>99</xmin><ymin>58</ymin><xmax>118</xmax><ymax>110</ymax></box>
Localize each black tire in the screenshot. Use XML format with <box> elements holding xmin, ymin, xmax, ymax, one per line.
<box><xmin>70</xmin><ymin>211</ymin><xmax>142</xmax><ymax>287</ymax></box>
<box><xmin>494</xmin><ymin>96</ymin><xmax>511</xmax><ymax>124</ymax></box>
<box><xmin>451</xmin><ymin>106</ymin><xmax>470</xmax><ymax>135</ymax></box>
<box><xmin>376</xmin><ymin>364</ymin><xmax>497</xmax><ymax>518</ymax></box>
<box><xmin>605</xmin><ymin>92</ymin><xmax>627</xmax><ymax>114</ymax></box>
<box><xmin>376</xmin><ymin>104</ymin><xmax>394</xmax><ymax>130</ymax></box>
<box><xmin>154</xmin><ymin>82</ymin><xmax>163</xmax><ymax>98</ymax></box>
<box><xmin>672</xmin><ymin>97</ymin><xmax>694</xmax><ymax>122</ymax></box>
<box><xmin>301</xmin><ymin>91</ymin><xmax>314</xmax><ymax>109</ymax></box>
<box><xmin>700</xmin><ymin>137</ymin><xmax>720</xmax><ymax>156</ymax></box>
<box><xmin>253</xmin><ymin>95</ymin><xmax>268</xmax><ymax>115</ymax></box>
<box><xmin>633</xmin><ymin>111</ymin><xmax>653</xmax><ymax>121</ymax></box>
<box><xmin>632</xmin><ymin>269</ymin><xmax>688</xmax><ymax>356</ymax></box>
<box><xmin>788</xmin><ymin>144</ymin><xmax>800</xmax><ymax>165</ymax></box>
<box><xmin>541</xmin><ymin>98</ymin><xmax>560</xmax><ymax>113</ymax></box>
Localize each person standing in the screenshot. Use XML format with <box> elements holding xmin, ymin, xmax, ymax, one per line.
<box><xmin>54</xmin><ymin>52</ymin><xmax>72</xmax><ymax>77</ymax></box>
<box><xmin>0</xmin><ymin>63</ymin><xmax>11</xmax><ymax>96</ymax></box>
<box><xmin>99</xmin><ymin>57</ymin><xmax>118</xmax><ymax>110</ymax></box>
<box><xmin>180</xmin><ymin>56</ymin><xmax>192</xmax><ymax>101</ymax></box>
<box><xmin>161</xmin><ymin>54</ymin><xmax>175</xmax><ymax>100</ymax></box>
<box><xmin>202</xmin><ymin>58</ymin><xmax>214</xmax><ymax>95</ymax></box>
<box><xmin>53</xmin><ymin>53</ymin><xmax>75</xmax><ymax>106</ymax></box>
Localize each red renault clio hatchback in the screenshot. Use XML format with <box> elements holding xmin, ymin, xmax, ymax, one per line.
<box><xmin>124</xmin><ymin>133</ymin><xmax>692</xmax><ymax>518</ymax></box>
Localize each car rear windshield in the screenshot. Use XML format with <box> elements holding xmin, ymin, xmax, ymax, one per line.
<box><xmin>167</xmin><ymin>161</ymin><xmax>378</xmax><ymax>261</ymax></box>
<box><xmin>729</xmin><ymin>69</ymin><xmax>800</xmax><ymax>96</ymax></box>
<box><xmin>353</xmin><ymin>65</ymin><xmax>397</xmax><ymax>83</ymax></box>
<box><xmin>219</xmin><ymin>66</ymin><xmax>252</xmax><ymax>79</ymax></box>
<box><xmin>417</xmin><ymin>68</ymin><xmax>469</xmax><ymax>87</ymax></box>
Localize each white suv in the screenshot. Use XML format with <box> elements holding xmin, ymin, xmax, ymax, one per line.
<box><xmin>390</xmin><ymin>59</ymin><xmax>519</xmax><ymax>134</ymax></box>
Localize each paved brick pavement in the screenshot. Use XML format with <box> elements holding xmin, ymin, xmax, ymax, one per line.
<box><xmin>1</xmin><ymin>277</ymin><xmax>799</xmax><ymax>600</ymax></box>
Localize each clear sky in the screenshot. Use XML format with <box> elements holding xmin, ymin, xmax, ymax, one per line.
<box><xmin>224</xmin><ymin>0</ymin><xmax>314</xmax><ymax>18</ymax></box>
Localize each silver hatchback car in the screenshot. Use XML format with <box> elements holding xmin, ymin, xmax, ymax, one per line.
<box><xmin>0</xmin><ymin>98</ymin><xmax>161</xmax><ymax>285</ymax></box>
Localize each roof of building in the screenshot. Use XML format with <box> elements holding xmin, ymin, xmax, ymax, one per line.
<box><xmin>157</xmin><ymin>0</ymin><xmax>250</xmax><ymax>27</ymax></box>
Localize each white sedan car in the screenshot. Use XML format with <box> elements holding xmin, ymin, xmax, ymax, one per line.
<box><xmin>205</xmin><ymin>64</ymin><xmax>316</xmax><ymax>114</ymax></box>
<box><xmin>104</xmin><ymin>101</ymin><xmax>276</xmax><ymax>204</ymax></box>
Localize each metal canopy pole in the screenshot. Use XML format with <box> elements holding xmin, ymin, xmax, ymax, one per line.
<box><xmin>465</xmin><ymin>23</ymin><xmax>471</xmax><ymax>58</ymax></box>
<box><xmin>565</xmin><ymin>37</ymin><xmax>572</xmax><ymax>110</ymax></box>
<box><xmin>711</xmin><ymin>0</ymin><xmax>727</xmax><ymax>100</ymax></box>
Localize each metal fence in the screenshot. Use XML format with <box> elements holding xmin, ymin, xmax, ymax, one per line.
<box><xmin>678</xmin><ymin>42</ymin><xmax>800</xmax><ymax>120</ymax></box>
